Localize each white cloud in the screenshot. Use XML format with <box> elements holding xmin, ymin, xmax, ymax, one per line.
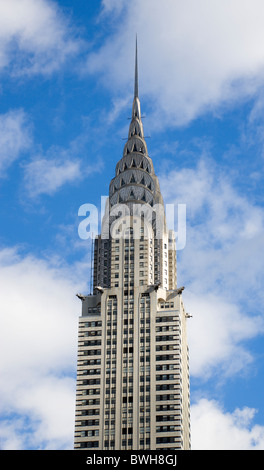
<box><xmin>23</xmin><ymin>157</ymin><xmax>82</xmax><ymax>197</ymax></box>
<box><xmin>22</xmin><ymin>147</ymin><xmax>104</xmax><ymax>198</ymax></box>
<box><xmin>0</xmin><ymin>376</ymin><xmax>75</xmax><ymax>450</ymax></box>
<box><xmin>88</xmin><ymin>0</ymin><xmax>264</xmax><ymax>126</ymax></box>
<box><xmin>21</xmin><ymin>126</ymin><xmax>105</xmax><ymax>197</ymax></box>
<box><xmin>0</xmin><ymin>247</ymin><xmax>88</xmax><ymax>449</ymax></box>
<box><xmin>186</xmin><ymin>293</ymin><xmax>262</xmax><ymax>378</ymax></box>
<box><xmin>159</xmin><ymin>157</ymin><xmax>264</xmax><ymax>378</ymax></box>
<box><xmin>100</xmin><ymin>0</ymin><xmax>126</xmax><ymax>17</ymax></box>
<box><xmin>161</xmin><ymin>158</ymin><xmax>264</xmax><ymax>302</ymax></box>
<box><xmin>0</xmin><ymin>0</ymin><xmax>80</xmax><ymax>76</ymax></box>
<box><xmin>0</xmin><ymin>109</ymin><xmax>32</xmax><ymax>177</ymax></box>
<box><xmin>191</xmin><ymin>399</ymin><xmax>264</xmax><ymax>449</ymax></box>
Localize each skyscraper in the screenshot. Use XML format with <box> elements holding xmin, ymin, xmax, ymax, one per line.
<box><xmin>74</xmin><ymin>41</ymin><xmax>191</xmax><ymax>451</ymax></box>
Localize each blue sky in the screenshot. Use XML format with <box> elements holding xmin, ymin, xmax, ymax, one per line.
<box><xmin>0</xmin><ymin>0</ymin><xmax>264</xmax><ymax>450</ymax></box>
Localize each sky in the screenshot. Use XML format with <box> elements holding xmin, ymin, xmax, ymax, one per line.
<box><xmin>0</xmin><ymin>0</ymin><xmax>264</xmax><ymax>450</ymax></box>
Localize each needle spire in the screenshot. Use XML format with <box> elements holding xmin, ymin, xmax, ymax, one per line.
<box><xmin>134</xmin><ymin>35</ymin><xmax>138</xmax><ymax>99</ymax></box>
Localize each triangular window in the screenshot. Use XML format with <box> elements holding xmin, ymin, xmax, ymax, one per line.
<box><xmin>130</xmin><ymin>174</ymin><xmax>136</xmax><ymax>183</ymax></box>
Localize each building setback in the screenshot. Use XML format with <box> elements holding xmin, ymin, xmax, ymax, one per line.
<box><xmin>74</xmin><ymin>42</ymin><xmax>191</xmax><ymax>451</ymax></box>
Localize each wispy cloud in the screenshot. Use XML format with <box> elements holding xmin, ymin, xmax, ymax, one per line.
<box><xmin>21</xmin><ymin>120</ymin><xmax>105</xmax><ymax>200</ymax></box>
<box><xmin>23</xmin><ymin>157</ymin><xmax>82</xmax><ymax>197</ymax></box>
<box><xmin>100</xmin><ymin>0</ymin><xmax>127</xmax><ymax>17</ymax></box>
<box><xmin>22</xmin><ymin>151</ymin><xmax>103</xmax><ymax>198</ymax></box>
<box><xmin>0</xmin><ymin>109</ymin><xmax>32</xmax><ymax>177</ymax></box>
<box><xmin>0</xmin><ymin>0</ymin><xmax>81</xmax><ymax>77</ymax></box>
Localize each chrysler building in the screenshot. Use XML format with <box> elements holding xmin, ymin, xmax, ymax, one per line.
<box><xmin>74</xmin><ymin>41</ymin><xmax>191</xmax><ymax>450</ymax></box>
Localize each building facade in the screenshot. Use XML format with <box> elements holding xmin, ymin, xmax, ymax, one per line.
<box><xmin>74</xmin><ymin>44</ymin><xmax>191</xmax><ymax>451</ymax></box>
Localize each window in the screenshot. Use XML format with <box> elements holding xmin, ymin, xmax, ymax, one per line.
<box><xmin>84</xmin><ymin>349</ymin><xmax>101</xmax><ymax>356</ymax></box>
<box><xmin>156</xmin><ymin>437</ymin><xmax>176</xmax><ymax>444</ymax></box>
<box><xmin>80</xmin><ymin>441</ymin><xmax>99</xmax><ymax>448</ymax></box>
